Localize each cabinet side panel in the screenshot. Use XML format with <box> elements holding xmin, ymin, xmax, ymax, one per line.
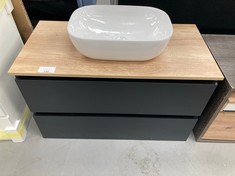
<box><xmin>193</xmin><ymin>80</ymin><xmax>231</xmax><ymax>141</ymax></box>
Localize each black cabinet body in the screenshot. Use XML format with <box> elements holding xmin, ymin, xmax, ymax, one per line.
<box><xmin>16</xmin><ymin>77</ymin><xmax>217</xmax><ymax>140</ymax></box>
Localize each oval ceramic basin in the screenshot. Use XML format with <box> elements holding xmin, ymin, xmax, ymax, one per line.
<box><xmin>67</xmin><ymin>5</ymin><xmax>173</xmax><ymax>61</ymax></box>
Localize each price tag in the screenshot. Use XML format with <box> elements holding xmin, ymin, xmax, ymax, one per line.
<box><xmin>38</xmin><ymin>67</ymin><xmax>56</xmax><ymax>73</ymax></box>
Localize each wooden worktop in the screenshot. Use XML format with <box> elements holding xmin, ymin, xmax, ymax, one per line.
<box><xmin>9</xmin><ymin>21</ymin><xmax>223</xmax><ymax>80</ymax></box>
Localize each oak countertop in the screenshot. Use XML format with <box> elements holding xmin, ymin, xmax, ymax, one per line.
<box><xmin>9</xmin><ymin>21</ymin><xmax>223</xmax><ymax>80</ymax></box>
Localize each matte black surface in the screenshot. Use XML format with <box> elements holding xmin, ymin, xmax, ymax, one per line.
<box><xmin>119</xmin><ymin>0</ymin><xmax>235</xmax><ymax>34</ymax></box>
<box><xmin>16</xmin><ymin>77</ymin><xmax>217</xmax><ymax>116</ymax></box>
<box><xmin>34</xmin><ymin>113</ymin><xmax>198</xmax><ymax>141</ymax></box>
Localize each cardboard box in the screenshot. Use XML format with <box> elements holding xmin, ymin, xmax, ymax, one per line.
<box><xmin>11</xmin><ymin>0</ymin><xmax>33</xmax><ymax>43</ymax></box>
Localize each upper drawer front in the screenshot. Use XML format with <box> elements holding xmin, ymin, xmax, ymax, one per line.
<box><xmin>16</xmin><ymin>77</ymin><xmax>217</xmax><ymax>116</ymax></box>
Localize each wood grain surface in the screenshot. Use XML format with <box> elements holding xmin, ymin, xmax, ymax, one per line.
<box><xmin>9</xmin><ymin>21</ymin><xmax>223</xmax><ymax>80</ymax></box>
<box><xmin>12</xmin><ymin>0</ymin><xmax>33</xmax><ymax>43</ymax></box>
<box><xmin>202</xmin><ymin>111</ymin><xmax>235</xmax><ymax>141</ymax></box>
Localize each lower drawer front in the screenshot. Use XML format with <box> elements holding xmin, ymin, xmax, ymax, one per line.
<box><xmin>16</xmin><ymin>77</ymin><xmax>217</xmax><ymax>116</ymax></box>
<box><xmin>34</xmin><ymin>114</ymin><xmax>198</xmax><ymax>141</ymax></box>
<box><xmin>203</xmin><ymin>112</ymin><xmax>235</xmax><ymax>141</ymax></box>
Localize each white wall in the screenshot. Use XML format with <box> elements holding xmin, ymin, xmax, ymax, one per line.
<box><xmin>0</xmin><ymin>5</ymin><xmax>26</xmax><ymax>130</ymax></box>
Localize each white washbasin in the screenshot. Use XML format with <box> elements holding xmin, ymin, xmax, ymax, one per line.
<box><xmin>67</xmin><ymin>5</ymin><xmax>173</xmax><ymax>61</ymax></box>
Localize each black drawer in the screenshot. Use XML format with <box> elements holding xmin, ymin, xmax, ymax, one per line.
<box><xmin>34</xmin><ymin>113</ymin><xmax>198</xmax><ymax>141</ymax></box>
<box><xmin>16</xmin><ymin>77</ymin><xmax>217</xmax><ymax>116</ymax></box>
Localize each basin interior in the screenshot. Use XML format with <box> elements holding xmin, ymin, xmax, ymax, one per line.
<box><xmin>68</xmin><ymin>5</ymin><xmax>172</xmax><ymax>41</ymax></box>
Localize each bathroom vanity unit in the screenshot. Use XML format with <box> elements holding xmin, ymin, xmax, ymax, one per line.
<box><xmin>194</xmin><ymin>35</ymin><xmax>235</xmax><ymax>142</ymax></box>
<box><xmin>9</xmin><ymin>21</ymin><xmax>223</xmax><ymax>141</ymax></box>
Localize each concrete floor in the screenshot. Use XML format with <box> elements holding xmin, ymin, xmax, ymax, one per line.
<box><xmin>1</xmin><ymin>118</ymin><xmax>235</xmax><ymax>176</ymax></box>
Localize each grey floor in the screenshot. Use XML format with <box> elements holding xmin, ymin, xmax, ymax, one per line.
<box><xmin>1</xmin><ymin>118</ymin><xmax>235</xmax><ymax>176</ymax></box>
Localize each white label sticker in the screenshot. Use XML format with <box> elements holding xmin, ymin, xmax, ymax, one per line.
<box><xmin>38</xmin><ymin>67</ymin><xmax>56</xmax><ymax>73</ymax></box>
